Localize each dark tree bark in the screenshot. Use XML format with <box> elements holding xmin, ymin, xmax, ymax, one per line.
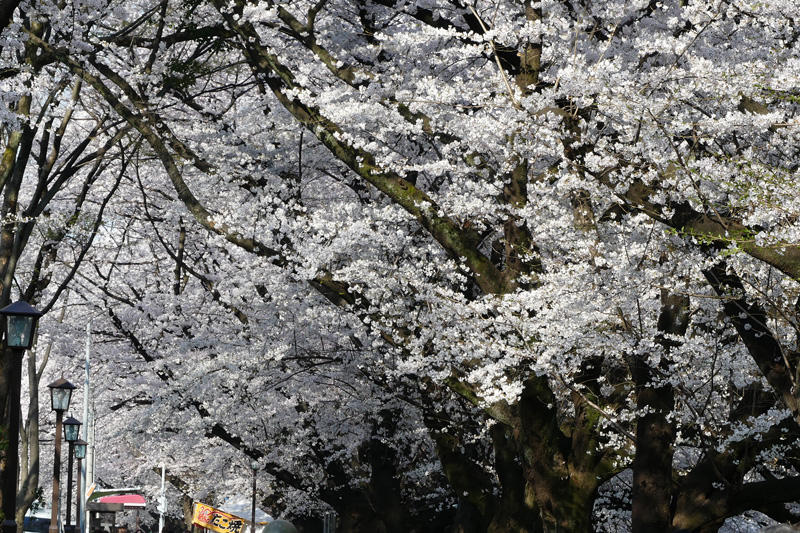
<box><xmin>0</xmin><ymin>0</ymin><xmax>21</xmax><ymax>53</ymax></box>
<box><xmin>631</xmin><ymin>291</ymin><xmax>689</xmax><ymax>532</ymax></box>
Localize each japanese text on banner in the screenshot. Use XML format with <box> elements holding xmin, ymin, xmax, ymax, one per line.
<box><xmin>192</xmin><ymin>503</ymin><xmax>246</xmax><ymax>533</ymax></box>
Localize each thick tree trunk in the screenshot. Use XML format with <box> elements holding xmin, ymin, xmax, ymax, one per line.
<box><xmin>523</xmin><ymin>466</ymin><xmax>596</xmax><ymax>532</ymax></box>
<box><xmin>631</xmin><ymin>385</ymin><xmax>675</xmax><ymax>532</ymax></box>
<box><xmin>0</xmin><ymin>114</ymin><xmax>27</xmax><ymax>525</ymax></box>
<box><xmin>518</xmin><ymin>380</ymin><xmax>603</xmax><ymax>533</ymax></box>
<box><xmin>359</xmin><ymin>410</ymin><xmax>407</xmax><ymax>533</ymax></box>
<box><xmin>631</xmin><ymin>291</ymin><xmax>688</xmax><ymax>532</ymax></box>
<box><xmin>486</xmin><ymin>425</ymin><xmax>540</xmax><ymax>533</ymax></box>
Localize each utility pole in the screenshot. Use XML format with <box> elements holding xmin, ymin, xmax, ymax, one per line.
<box><xmin>157</xmin><ymin>465</ymin><xmax>166</xmax><ymax>533</ymax></box>
<box><xmin>80</xmin><ymin>323</ymin><xmax>92</xmax><ymax>533</ymax></box>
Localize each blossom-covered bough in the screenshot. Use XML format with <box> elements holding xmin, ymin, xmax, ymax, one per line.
<box><xmin>4</xmin><ymin>0</ymin><xmax>800</xmax><ymax>531</ymax></box>
<box><xmin>0</xmin><ymin>6</ymin><xmax>138</xmax><ymax>524</ymax></box>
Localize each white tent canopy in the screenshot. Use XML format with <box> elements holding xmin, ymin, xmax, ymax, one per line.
<box><xmin>218</xmin><ymin>497</ymin><xmax>273</xmax><ymax>524</ymax></box>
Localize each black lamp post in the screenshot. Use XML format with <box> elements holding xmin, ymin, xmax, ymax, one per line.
<box><xmin>0</xmin><ymin>300</ymin><xmax>42</xmax><ymax>533</ymax></box>
<box><xmin>63</xmin><ymin>416</ymin><xmax>81</xmax><ymax>533</ymax></box>
<box><xmin>48</xmin><ymin>378</ymin><xmax>76</xmax><ymax>533</ymax></box>
<box><xmin>250</xmin><ymin>460</ymin><xmax>258</xmax><ymax>533</ymax></box>
<box><xmin>73</xmin><ymin>440</ymin><xmax>87</xmax><ymax>533</ymax></box>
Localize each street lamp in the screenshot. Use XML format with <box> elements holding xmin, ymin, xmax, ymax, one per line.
<box><xmin>0</xmin><ymin>300</ymin><xmax>43</xmax><ymax>349</ymax></box>
<box><xmin>73</xmin><ymin>440</ymin><xmax>87</xmax><ymax>533</ymax></box>
<box><xmin>48</xmin><ymin>378</ymin><xmax>76</xmax><ymax>533</ymax></box>
<box><xmin>250</xmin><ymin>460</ymin><xmax>258</xmax><ymax>533</ymax></box>
<box><xmin>0</xmin><ymin>300</ymin><xmax>43</xmax><ymax>533</ymax></box>
<box><xmin>63</xmin><ymin>416</ymin><xmax>81</xmax><ymax>533</ymax></box>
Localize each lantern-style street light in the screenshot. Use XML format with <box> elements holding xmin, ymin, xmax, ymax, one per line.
<box><xmin>73</xmin><ymin>440</ymin><xmax>87</xmax><ymax>533</ymax></box>
<box><xmin>63</xmin><ymin>416</ymin><xmax>81</xmax><ymax>441</ymax></box>
<box><xmin>0</xmin><ymin>300</ymin><xmax>43</xmax><ymax>349</ymax></box>
<box><xmin>50</xmin><ymin>378</ymin><xmax>75</xmax><ymax>412</ymax></box>
<box><xmin>48</xmin><ymin>378</ymin><xmax>76</xmax><ymax>533</ymax></box>
<box><xmin>0</xmin><ymin>300</ymin><xmax>43</xmax><ymax>533</ymax></box>
<box><xmin>63</xmin><ymin>416</ymin><xmax>82</xmax><ymax>533</ymax></box>
<box><xmin>250</xmin><ymin>460</ymin><xmax>258</xmax><ymax>533</ymax></box>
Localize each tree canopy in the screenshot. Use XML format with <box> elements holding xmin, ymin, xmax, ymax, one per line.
<box><xmin>2</xmin><ymin>0</ymin><xmax>800</xmax><ymax>531</ymax></box>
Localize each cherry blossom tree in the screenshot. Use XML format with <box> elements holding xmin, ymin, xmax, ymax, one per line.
<box><xmin>0</xmin><ymin>13</ymin><xmax>138</xmax><ymax>528</ymax></box>
<box><xmin>4</xmin><ymin>0</ymin><xmax>800</xmax><ymax>532</ymax></box>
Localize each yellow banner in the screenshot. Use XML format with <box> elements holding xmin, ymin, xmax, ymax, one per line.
<box><xmin>192</xmin><ymin>503</ymin><xmax>246</xmax><ymax>533</ymax></box>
